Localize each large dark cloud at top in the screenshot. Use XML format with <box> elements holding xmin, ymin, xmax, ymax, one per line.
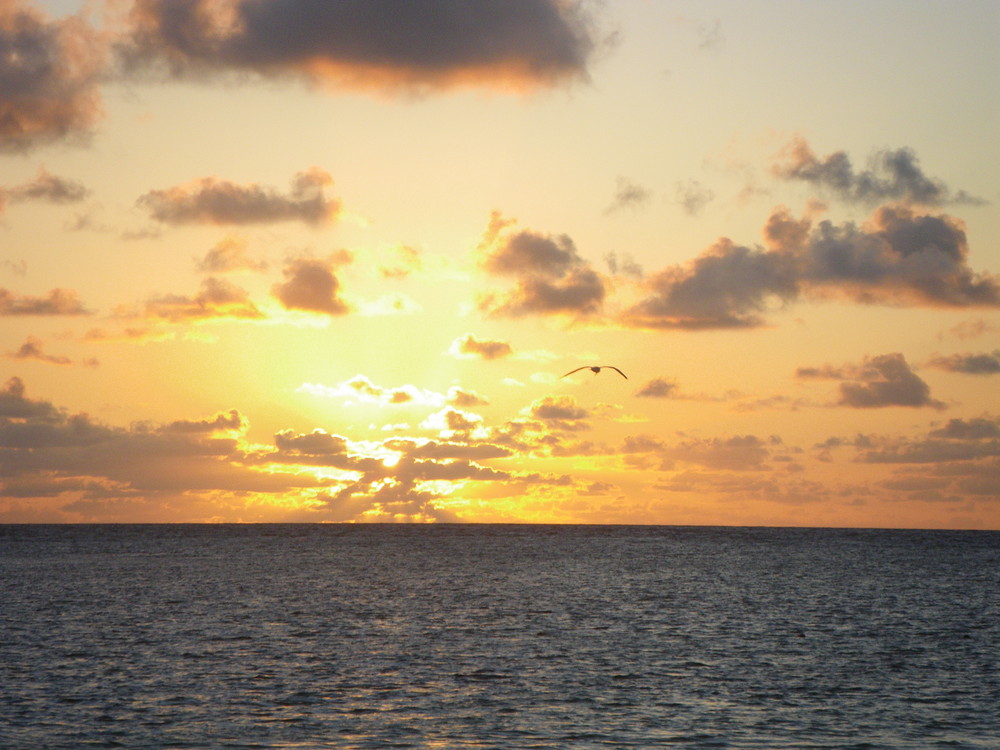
<box><xmin>122</xmin><ymin>0</ymin><xmax>596</xmax><ymax>91</ymax></box>
<box><xmin>624</xmin><ymin>204</ymin><xmax>1000</xmax><ymax>330</ymax></box>
<box><xmin>0</xmin><ymin>1</ymin><xmax>106</xmax><ymax>151</ymax></box>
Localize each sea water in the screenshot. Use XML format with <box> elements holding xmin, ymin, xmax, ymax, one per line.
<box><xmin>1</xmin><ymin>524</ymin><xmax>998</xmax><ymax>749</ymax></box>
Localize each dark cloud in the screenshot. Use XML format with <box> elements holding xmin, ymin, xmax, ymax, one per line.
<box><xmin>605</xmin><ymin>176</ymin><xmax>651</xmax><ymax>214</ymax></box>
<box><xmin>634</xmin><ymin>378</ymin><xmax>677</xmax><ymax>398</ymax></box>
<box><xmin>143</xmin><ymin>277</ymin><xmax>263</xmax><ymax>321</ymax></box>
<box><xmin>926</xmin><ymin>351</ymin><xmax>1000</xmax><ymax>376</ymax></box>
<box><xmin>773</xmin><ymin>137</ymin><xmax>986</xmax><ymax>207</ymax></box>
<box><xmin>0</xmin><ymin>377</ymin><xmax>60</xmax><ymax>421</ymax></box>
<box><xmin>625</xmin><ymin>238</ymin><xmax>798</xmax><ymax>329</ymax></box>
<box><xmin>0</xmin><ymin>1</ymin><xmax>106</xmax><ymax>151</ymax></box>
<box><xmin>478</xmin><ymin>212</ymin><xmax>606</xmax><ymax>317</ymax></box>
<box><xmin>929</xmin><ymin>418</ymin><xmax>1000</xmax><ymax>441</ymax></box>
<box><xmin>138</xmin><ymin>168</ymin><xmax>340</xmax><ymax>226</ymax></box>
<box><xmin>836</xmin><ymin>353</ymin><xmax>945</xmax><ymax>410</ymax></box>
<box><xmin>449</xmin><ymin>333</ymin><xmax>512</xmax><ymax>360</ymax></box>
<box><xmin>624</xmin><ymin>204</ymin><xmax>1000</xmax><ymax>330</ymax></box>
<box><xmin>121</xmin><ymin>0</ymin><xmax>596</xmax><ymax>92</ymax></box>
<box><xmin>0</xmin><ymin>287</ymin><xmax>89</xmax><ymax>316</ymax></box>
<box><xmin>272</xmin><ymin>257</ymin><xmax>350</xmax><ymax>316</ymax></box>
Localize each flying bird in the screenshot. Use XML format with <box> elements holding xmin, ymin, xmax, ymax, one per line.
<box><xmin>561</xmin><ymin>365</ymin><xmax>628</xmax><ymax>380</ymax></box>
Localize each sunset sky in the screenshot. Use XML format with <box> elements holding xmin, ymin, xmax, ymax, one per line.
<box><xmin>2</xmin><ymin>0</ymin><xmax>998</xmax><ymax>526</ymax></box>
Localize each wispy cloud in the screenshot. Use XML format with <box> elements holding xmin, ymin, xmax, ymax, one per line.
<box><xmin>0</xmin><ymin>288</ymin><xmax>89</xmax><ymax>316</ymax></box>
<box><xmin>605</xmin><ymin>176</ymin><xmax>652</xmax><ymax>214</ymax></box>
<box><xmin>449</xmin><ymin>333</ymin><xmax>513</xmax><ymax>360</ymax></box>
<box><xmin>6</xmin><ymin>337</ymin><xmax>97</xmax><ymax>367</ymax></box>
<box><xmin>137</xmin><ymin>277</ymin><xmax>264</xmax><ymax>322</ymax></box>
<box><xmin>196</xmin><ymin>236</ymin><xmax>268</xmax><ymax>274</ymax></box>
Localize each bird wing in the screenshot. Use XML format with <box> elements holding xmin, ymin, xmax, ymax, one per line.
<box><xmin>561</xmin><ymin>366</ymin><xmax>590</xmax><ymax>378</ymax></box>
<box><xmin>603</xmin><ymin>366</ymin><xmax>628</xmax><ymax>379</ymax></box>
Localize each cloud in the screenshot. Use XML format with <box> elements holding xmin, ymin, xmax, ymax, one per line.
<box><xmin>196</xmin><ymin>236</ymin><xmax>268</xmax><ymax>273</ymax></box>
<box><xmin>856</xmin><ymin>417</ymin><xmax>1000</xmax><ymax>466</ymax></box>
<box><xmin>478</xmin><ymin>212</ymin><xmax>606</xmax><ymax>318</ymax></box>
<box><xmin>298</xmin><ymin>376</ymin><xmax>447</xmax><ymax>409</ymax></box>
<box><xmin>624</xmin><ymin>238</ymin><xmax>798</xmax><ymax>329</ymax></box>
<box><xmin>527</xmin><ymin>395</ymin><xmax>590</xmax><ymax>431</ymax></box>
<box><xmin>623</xmin><ymin>203</ymin><xmax>1000</xmax><ymax>330</ymax></box>
<box><xmin>1</xmin><ymin>169</ymin><xmax>89</xmax><ymax>212</ymax></box>
<box><xmin>604</xmin><ymin>251</ymin><xmax>643</xmax><ymax>278</ymax></box>
<box><xmin>0</xmin><ymin>377</ymin><xmax>583</xmax><ymax>522</ymax></box>
<box><xmin>926</xmin><ymin>351</ymin><xmax>1000</xmax><ymax>376</ymax></box>
<box><xmin>138</xmin><ymin>168</ymin><xmax>340</xmax><ymax>226</ymax></box>
<box><xmin>0</xmin><ymin>1</ymin><xmax>107</xmax><ymax>151</ymax></box>
<box><xmin>272</xmin><ymin>256</ymin><xmax>350</xmax><ymax>316</ymax></box>
<box><xmin>605</xmin><ymin>176</ymin><xmax>651</xmax><ymax>214</ymax></box>
<box><xmin>378</xmin><ymin>245</ymin><xmax>422</xmax><ymax>280</ymax></box>
<box><xmin>772</xmin><ymin>137</ymin><xmax>986</xmax><ymax>207</ymax></box>
<box><xmin>447</xmin><ymin>386</ymin><xmax>489</xmax><ymax>408</ymax></box>
<box><xmin>420</xmin><ymin>407</ymin><xmax>485</xmax><ymax>437</ymax></box>
<box><xmin>120</xmin><ymin>0</ymin><xmax>596</xmax><ymax>93</ymax></box>
<box><xmin>675</xmin><ymin>179</ymin><xmax>714</xmax><ymax>216</ymax></box>
<box><xmin>140</xmin><ymin>277</ymin><xmax>263</xmax><ymax>322</ymax></box>
<box><xmin>800</xmin><ymin>352</ymin><xmax>945</xmax><ymax>410</ymax></box>
<box><xmin>634</xmin><ymin>378</ymin><xmax>678</xmax><ymax>398</ymax></box>
<box><xmin>6</xmin><ymin>336</ymin><xmax>96</xmax><ymax>367</ymax></box>
<box><xmin>164</xmin><ymin>409</ymin><xmax>246</xmax><ymax>434</ymax></box>
<box><xmin>665</xmin><ymin>434</ymin><xmax>780</xmax><ymax>471</ymax></box>
<box><xmin>0</xmin><ymin>287</ymin><xmax>89</xmax><ymax>316</ymax></box>
<box><xmin>929</xmin><ymin>417</ymin><xmax>1000</xmax><ymax>441</ymax></box>
<box><xmin>449</xmin><ymin>333</ymin><xmax>512</xmax><ymax>360</ymax></box>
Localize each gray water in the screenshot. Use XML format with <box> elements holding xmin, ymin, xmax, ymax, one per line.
<box><xmin>1</xmin><ymin>525</ymin><xmax>998</xmax><ymax>749</ymax></box>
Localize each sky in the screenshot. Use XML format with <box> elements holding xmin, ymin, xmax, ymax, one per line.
<box><xmin>1</xmin><ymin>0</ymin><xmax>998</xmax><ymax>527</ymax></box>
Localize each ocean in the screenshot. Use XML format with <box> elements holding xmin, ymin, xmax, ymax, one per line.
<box><xmin>1</xmin><ymin>524</ymin><xmax>997</xmax><ymax>749</ymax></box>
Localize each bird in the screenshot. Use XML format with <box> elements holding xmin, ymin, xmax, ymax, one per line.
<box><xmin>561</xmin><ymin>365</ymin><xmax>628</xmax><ymax>379</ymax></box>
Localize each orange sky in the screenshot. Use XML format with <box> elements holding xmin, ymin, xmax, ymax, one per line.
<box><xmin>2</xmin><ymin>0</ymin><xmax>998</xmax><ymax>527</ymax></box>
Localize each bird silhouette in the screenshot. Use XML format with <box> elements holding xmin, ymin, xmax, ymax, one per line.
<box><xmin>561</xmin><ymin>365</ymin><xmax>628</xmax><ymax>379</ymax></box>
